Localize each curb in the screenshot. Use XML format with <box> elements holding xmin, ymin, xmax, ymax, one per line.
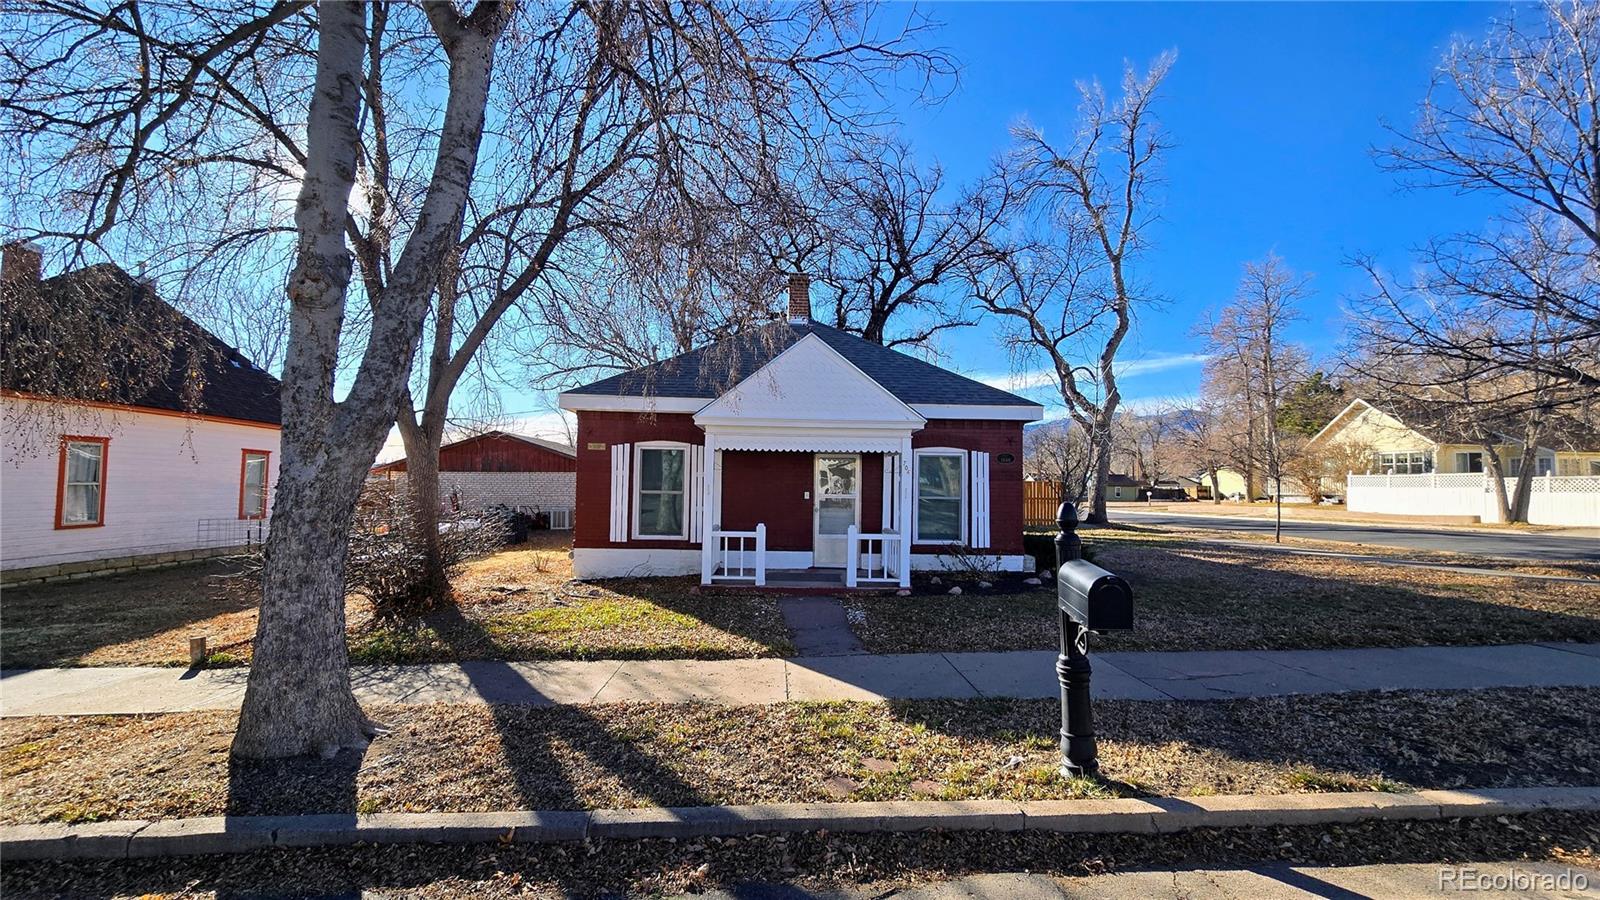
<box><xmin>4</xmin><ymin>787</ymin><xmax>1598</xmax><ymax>861</ymax></box>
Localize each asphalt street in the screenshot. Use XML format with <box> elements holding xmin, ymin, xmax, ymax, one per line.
<box><xmin>1111</xmin><ymin>510</ymin><xmax>1600</xmax><ymax>561</ymax></box>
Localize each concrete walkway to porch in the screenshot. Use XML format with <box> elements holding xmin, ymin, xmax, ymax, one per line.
<box><xmin>3</xmin><ymin>641</ymin><xmax>1598</xmax><ymax>717</ymax></box>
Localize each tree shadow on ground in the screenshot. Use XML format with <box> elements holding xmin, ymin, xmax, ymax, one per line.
<box><xmin>1</xmin><ymin>559</ymin><xmax>260</xmax><ymax>668</ymax></box>
<box><xmin>419</xmin><ymin>601</ymin><xmax>714</xmax><ymax>810</ymax></box>
<box><xmin>880</xmin><ymin>684</ymin><xmax>1600</xmax><ymax>803</ymax></box>
<box><xmin>5</xmin><ymin>812</ymin><xmax>1595</xmax><ymax>898</ymax></box>
<box><xmin>1092</xmin><ymin>544</ymin><xmax>1600</xmax><ymax>652</ymax></box>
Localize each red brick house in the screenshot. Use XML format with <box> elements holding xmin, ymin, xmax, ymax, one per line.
<box><xmin>558</xmin><ymin>276</ymin><xmax>1044</xmax><ymax>587</ymax></box>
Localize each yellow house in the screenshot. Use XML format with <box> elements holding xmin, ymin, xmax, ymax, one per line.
<box><xmin>1210</xmin><ymin>466</ymin><xmax>1263</xmax><ymax>500</ymax></box>
<box><xmin>1306</xmin><ymin>399</ymin><xmax>1600</xmax><ymax>480</ymax></box>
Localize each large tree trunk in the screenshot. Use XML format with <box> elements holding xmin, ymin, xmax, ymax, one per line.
<box><xmin>396</xmin><ymin>407</ymin><xmax>449</xmax><ymax>603</ymax></box>
<box><xmin>233</xmin><ymin>1</ymin><xmax>372</xmax><ymax>760</ymax></box>
<box><xmin>1209</xmin><ymin>467</ymin><xmax>1221</xmax><ymax>504</ymax></box>
<box><xmin>1482</xmin><ymin>441</ymin><xmax>1514</xmax><ymax>524</ymax></box>
<box><xmin>1084</xmin><ymin>418</ymin><xmax>1113</xmax><ymax>524</ymax></box>
<box><xmin>234</xmin><ymin>1</ymin><xmax>508</xmax><ymax>759</ymax></box>
<box><xmin>233</xmin><ymin>460</ymin><xmax>374</xmax><ymax>758</ymax></box>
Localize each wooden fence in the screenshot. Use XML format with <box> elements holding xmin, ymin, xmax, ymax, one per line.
<box><xmin>1024</xmin><ymin>481</ymin><xmax>1064</xmax><ymax>526</ymax></box>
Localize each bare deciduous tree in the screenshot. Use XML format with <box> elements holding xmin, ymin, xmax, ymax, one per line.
<box><xmin>971</xmin><ymin>54</ymin><xmax>1174</xmax><ymax>524</ymax></box>
<box><xmin>1348</xmin><ymin>0</ymin><xmax>1600</xmax><ymax>522</ymax></box>
<box><xmin>4</xmin><ymin>0</ymin><xmax>946</xmax><ymax>758</ymax></box>
<box><xmin>812</xmin><ymin>139</ymin><xmax>1018</xmax><ymax>348</ymax></box>
<box><xmin>1023</xmin><ymin>419</ymin><xmax>1091</xmax><ymax>502</ymax></box>
<box><xmin>1199</xmin><ymin>254</ymin><xmax>1310</xmax><ymax>540</ymax></box>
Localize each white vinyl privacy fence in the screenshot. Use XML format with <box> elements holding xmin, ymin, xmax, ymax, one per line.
<box><xmin>1347</xmin><ymin>473</ymin><xmax>1600</xmax><ymax>526</ymax></box>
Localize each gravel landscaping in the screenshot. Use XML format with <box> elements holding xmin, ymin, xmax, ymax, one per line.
<box><xmin>0</xmin><ymin>533</ymin><xmax>793</xmax><ymax>668</ymax></box>
<box><xmin>844</xmin><ymin>528</ymin><xmax>1600</xmax><ymax>654</ymax></box>
<box><xmin>3</xmin><ymin>812</ymin><xmax>1594</xmax><ymax>899</ymax></box>
<box><xmin>3</xmin><ymin>687</ymin><xmax>1595</xmax><ymax>825</ymax></box>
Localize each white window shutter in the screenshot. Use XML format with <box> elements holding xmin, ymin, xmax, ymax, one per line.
<box><xmin>970</xmin><ymin>451</ymin><xmax>991</xmax><ymax>549</ymax></box>
<box><xmin>609</xmin><ymin>443</ymin><xmax>631</xmax><ymax>542</ymax></box>
<box><xmin>689</xmin><ymin>444</ymin><xmax>706</xmax><ymax>541</ymax></box>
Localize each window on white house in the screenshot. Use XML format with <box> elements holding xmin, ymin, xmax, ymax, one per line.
<box><xmin>1373</xmin><ymin>451</ymin><xmax>1431</xmax><ymax>474</ymax></box>
<box><xmin>58</xmin><ymin>438</ymin><xmax>107</xmax><ymax>527</ymax></box>
<box><xmin>241</xmin><ymin>450</ymin><xmax>270</xmax><ymax>519</ymax></box>
<box><xmin>1454</xmin><ymin>451</ymin><xmax>1484</xmax><ymax>473</ymax></box>
<box><xmin>634</xmin><ymin>445</ymin><xmax>687</xmax><ymax>538</ymax></box>
<box><xmin>915</xmin><ymin>451</ymin><xmax>965</xmax><ymax>543</ymax></box>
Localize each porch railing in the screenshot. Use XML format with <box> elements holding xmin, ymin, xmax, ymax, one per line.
<box><xmin>709</xmin><ymin>523</ymin><xmax>766</xmax><ymax>586</ymax></box>
<box><xmin>844</xmin><ymin>524</ymin><xmax>901</xmax><ymax>587</ymax></box>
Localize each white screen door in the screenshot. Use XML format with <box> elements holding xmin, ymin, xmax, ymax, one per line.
<box><xmin>813</xmin><ymin>454</ymin><xmax>860</xmax><ymax>567</ymax></box>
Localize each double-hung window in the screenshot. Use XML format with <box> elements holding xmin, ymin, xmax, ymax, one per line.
<box><xmin>240</xmin><ymin>450</ymin><xmax>271</xmax><ymax>519</ymax></box>
<box><xmin>634</xmin><ymin>443</ymin><xmax>687</xmax><ymax>539</ymax></box>
<box><xmin>56</xmin><ymin>436</ymin><xmax>108</xmax><ymax>528</ymax></box>
<box><xmin>914</xmin><ymin>449</ymin><xmax>966</xmax><ymax>544</ymax></box>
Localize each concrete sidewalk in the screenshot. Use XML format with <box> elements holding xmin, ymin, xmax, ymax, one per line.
<box><xmin>4</xmin><ymin>641</ymin><xmax>1598</xmax><ymax>717</ymax></box>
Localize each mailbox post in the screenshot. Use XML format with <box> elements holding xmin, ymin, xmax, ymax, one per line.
<box><xmin>1052</xmin><ymin>501</ymin><xmax>1134</xmax><ymax>778</ymax></box>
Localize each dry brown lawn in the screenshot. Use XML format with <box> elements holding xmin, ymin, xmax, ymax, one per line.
<box><xmin>0</xmin><ymin>532</ymin><xmax>792</xmax><ymax>668</ymax></box>
<box><xmin>2</xmin><ymin>686</ymin><xmax>1595</xmax><ymax>825</ymax></box>
<box><xmin>846</xmin><ymin>528</ymin><xmax>1600</xmax><ymax>654</ymax></box>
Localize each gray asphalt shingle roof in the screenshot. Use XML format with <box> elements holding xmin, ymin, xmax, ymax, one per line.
<box><xmin>566</xmin><ymin>321</ymin><xmax>1039</xmax><ymax>409</ymax></box>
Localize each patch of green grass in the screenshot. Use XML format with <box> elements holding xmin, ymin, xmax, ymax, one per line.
<box><xmin>484</xmin><ymin>601</ymin><xmax>702</xmax><ymax>636</ymax></box>
<box><xmin>1283</xmin><ymin>767</ymin><xmax>1403</xmax><ymax>793</ymax></box>
<box><xmin>46</xmin><ymin>801</ymin><xmax>116</xmax><ymax>824</ymax></box>
<box><xmin>347</xmin><ymin>625</ymin><xmax>450</xmax><ymax>665</ymax></box>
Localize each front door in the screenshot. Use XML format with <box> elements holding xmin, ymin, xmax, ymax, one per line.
<box><xmin>813</xmin><ymin>454</ymin><xmax>860</xmax><ymax>568</ymax></box>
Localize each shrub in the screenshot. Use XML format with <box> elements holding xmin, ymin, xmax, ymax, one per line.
<box><xmin>1022</xmin><ymin>532</ymin><xmax>1096</xmax><ymax>572</ymax></box>
<box><xmin>238</xmin><ymin>483</ymin><xmax>505</xmax><ymax>623</ymax></box>
<box><xmin>347</xmin><ymin>484</ymin><xmax>506</xmax><ymax>621</ymax></box>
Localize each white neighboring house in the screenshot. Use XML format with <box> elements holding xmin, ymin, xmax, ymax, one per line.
<box><xmin>1</xmin><ymin>242</ymin><xmax>282</xmax><ymax>582</ymax></box>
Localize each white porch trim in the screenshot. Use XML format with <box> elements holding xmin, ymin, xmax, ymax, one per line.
<box><xmin>574</xmin><ymin>547</ymin><xmax>1032</xmax><ymax>579</ymax></box>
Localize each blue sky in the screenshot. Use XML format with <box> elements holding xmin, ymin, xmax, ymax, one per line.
<box><xmin>390</xmin><ymin>3</ymin><xmax>1516</xmax><ymax>454</ymax></box>
<box><xmin>895</xmin><ymin>1</ymin><xmax>1512</xmax><ymax>416</ymax></box>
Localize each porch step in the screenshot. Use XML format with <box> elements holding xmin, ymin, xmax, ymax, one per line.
<box><xmin>778</xmin><ymin>596</ymin><xmax>865</xmax><ymax>657</ymax></box>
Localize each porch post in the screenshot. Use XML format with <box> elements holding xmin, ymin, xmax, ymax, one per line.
<box><xmin>700</xmin><ymin>434</ymin><xmax>718</xmax><ymax>585</ymax></box>
<box><xmin>897</xmin><ymin>437</ymin><xmax>913</xmax><ymax>588</ymax></box>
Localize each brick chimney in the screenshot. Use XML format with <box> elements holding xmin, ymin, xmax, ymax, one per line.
<box><xmin>786</xmin><ymin>272</ymin><xmax>811</xmax><ymax>324</ymax></box>
<box><xmin>2</xmin><ymin>241</ymin><xmax>43</xmax><ymax>285</ymax></box>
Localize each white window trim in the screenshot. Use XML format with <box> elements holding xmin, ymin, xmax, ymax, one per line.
<box><xmin>913</xmin><ymin>447</ymin><xmax>968</xmax><ymax>546</ymax></box>
<box><xmin>632</xmin><ymin>441</ymin><xmax>691</xmax><ymax>541</ymax></box>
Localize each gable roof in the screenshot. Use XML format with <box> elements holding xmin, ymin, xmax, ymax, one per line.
<box><xmin>370</xmin><ymin>430</ymin><xmax>575</xmax><ymax>474</ymax></box>
<box><xmin>694</xmin><ymin>333</ymin><xmax>925</xmax><ymax>428</ymax></box>
<box><xmin>2</xmin><ymin>263</ymin><xmax>280</xmax><ymax>425</ymax></box>
<box><xmin>1311</xmin><ymin>397</ymin><xmax>1600</xmax><ymax>453</ymax></box>
<box><xmin>485</xmin><ymin>431</ymin><xmax>577</xmax><ymax>457</ymax></box>
<box><xmin>562</xmin><ymin>320</ymin><xmax>1040</xmax><ymax>413</ymax></box>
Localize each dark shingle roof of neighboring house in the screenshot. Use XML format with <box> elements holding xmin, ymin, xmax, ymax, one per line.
<box><xmin>1105</xmin><ymin>473</ymin><xmax>1144</xmax><ymax>487</ymax></box>
<box><xmin>565</xmin><ymin>321</ymin><xmax>1039</xmax><ymax>408</ymax></box>
<box><xmin>2</xmin><ymin>263</ymin><xmax>281</xmax><ymax>425</ymax></box>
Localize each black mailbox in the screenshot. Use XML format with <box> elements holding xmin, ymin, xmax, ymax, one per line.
<box><xmin>1057</xmin><ymin>559</ymin><xmax>1133</xmax><ymax>631</ymax></box>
